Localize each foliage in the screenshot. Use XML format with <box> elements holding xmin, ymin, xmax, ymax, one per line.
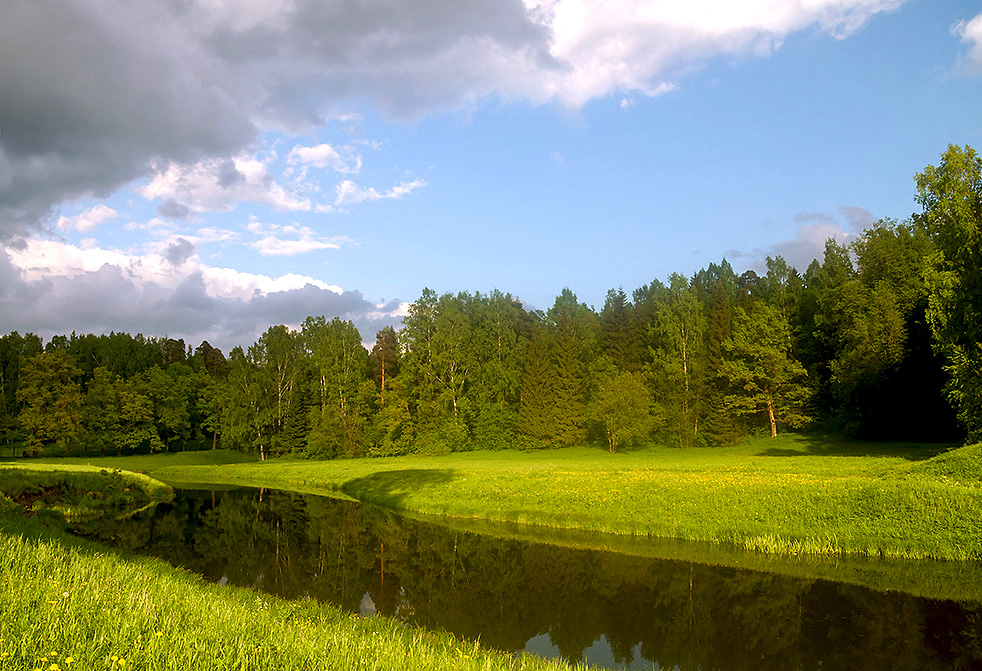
<box><xmin>2</xmin><ymin>144</ymin><xmax>981</xmax><ymax>455</ymax></box>
<box><xmin>916</xmin><ymin>144</ymin><xmax>982</xmax><ymax>440</ymax></box>
<box><xmin>590</xmin><ymin>371</ymin><xmax>654</xmax><ymax>452</ymax></box>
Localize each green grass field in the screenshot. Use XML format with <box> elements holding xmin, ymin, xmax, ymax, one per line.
<box><xmin>17</xmin><ymin>434</ymin><xmax>982</xmax><ymax>561</ymax></box>
<box><xmin>3</xmin><ymin>435</ymin><xmax>981</xmax><ymax>671</ymax></box>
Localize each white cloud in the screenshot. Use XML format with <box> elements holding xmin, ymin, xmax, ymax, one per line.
<box><xmin>1</xmin><ymin>0</ymin><xmax>904</xmax><ymax>239</ymax></box>
<box><xmin>953</xmin><ymin>12</ymin><xmax>982</xmax><ymax>75</ymax></box>
<box><xmin>246</xmin><ymin>220</ymin><xmax>348</xmax><ymax>256</ymax></box>
<box><xmin>287</xmin><ymin>143</ymin><xmax>363</xmax><ymax>173</ymax></box>
<box><xmin>56</xmin><ymin>204</ymin><xmax>119</xmax><ymax>232</ymax></box>
<box><xmin>141</xmin><ymin>152</ymin><xmax>310</xmax><ymax>214</ymax></box>
<box><xmin>0</xmin><ymin>238</ymin><xmax>401</xmax><ymax>352</ymax></box>
<box><xmin>537</xmin><ymin>0</ymin><xmax>905</xmax><ymax>106</ymax></box>
<box><xmin>335</xmin><ymin>178</ymin><xmax>428</xmax><ymax>207</ymax></box>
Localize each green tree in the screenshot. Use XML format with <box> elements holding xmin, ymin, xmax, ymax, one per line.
<box><xmin>0</xmin><ymin>332</ymin><xmax>43</xmax><ymax>456</ymax></box>
<box><xmin>81</xmin><ymin>366</ymin><xmax>119</xmax><ymax>457</ymax></box>
<box><xmin>600</xmin><ymin>288</ymin><xmax>641</xmax><ymax>373</ymax></box>
<box><xmin>145</xmin><ymin>366</ymin><xmax>191</xmax><ymax>452</ymax></box>
<box><xmin>16</xmin><ymin>350</ymin><xmax>84</xmax><ymax>455</ymax></box>
<box><xmin>646</xmin><ymin>274</ymin><xmax>707</xmax><ymax>448</ymax></box>
<box><xmin>591</xmin><ymin>371</ymin><xmax>654</xmax><ymax>452</ymax></box>
<box><xmin>113</xmin><ymin>374</ymin><xmax>162</xmax><ymax>455</ymax></box>
<box><xmin>222</xmin><ymin>346</ymin><xmax>271</xmax><ymax>458</ymax></box>
<box><xmin>249</xmin><ymin>325</ymin><xmax>304</xmax><ymax>455</ymax></box>
<box><xmin>915</xmin><ymin>144</ymin><xmax>982</xmax><ymax>440</ymax></box>
<box><xmin>303</xmin><ymin>316</ymin><xmax>370</xmax><ymax>458</ymax></box>
<box><xmin>368</xmin><ymin>326</ymin><xmax>400</xmax><ymax>394</ymax></box>
<box><xmin>721</xmin><ymin>302</ymin><xmax>810</xmax><ymax>436</ymax></box>
<box><xmin>400</xmin><ymin>290</ymin><xmax>477</xmax><ymax>450</ymax></box>
<box><xmin>517</xmin><ymin>323</ymin><xmax>556</xmax><ymax>448</ymax></box>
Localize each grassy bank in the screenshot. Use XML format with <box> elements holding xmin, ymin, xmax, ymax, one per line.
<box><xmin>0</xmin><ymin>516</ymin><xmax>574</xmax><ymax>671</ymax></box>
<box><xmin>28</xmin><ymin>435</ymin><xmax>982</xmax><ymax>561</ymax></box>
<box><xmin>0</xmin><ymin>467</ymin><xmax>576</xmax><ymax>671</ymax></box>
<box><xmin>0</xmin><ymin>463</ymin><xmax>173</xmax><ymax>523</ymax></box>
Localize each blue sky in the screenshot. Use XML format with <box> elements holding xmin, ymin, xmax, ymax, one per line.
<box><xmin>1</xmin><ymin>0</ymin><xmax>981</xmax><ymax>352</ymax></box>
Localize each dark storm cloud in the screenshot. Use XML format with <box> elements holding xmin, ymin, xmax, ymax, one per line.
<box><xmin>0</xmin><ymin>0</ymin><xmax>552</xmax><ymax>239</ymax></box>
<box><xmin>0</xmin><ymin>1</ymin><xmax>256</xmax><ymax>239</ymax></box>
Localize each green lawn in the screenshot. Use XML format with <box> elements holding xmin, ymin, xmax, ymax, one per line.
<box><xmin>21</xmin><ymin>434</ymin><xmax>981</xmax><ymax>561</ymax></box>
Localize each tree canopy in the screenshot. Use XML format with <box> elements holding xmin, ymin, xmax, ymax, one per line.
<box><xmin>1</xmin><ymin>144</ymin><xmax>977</xmax><ymax>457</ymax></box>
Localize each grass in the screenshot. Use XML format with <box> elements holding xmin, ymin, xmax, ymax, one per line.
<box><xmin>24</xmin><ymin>434</ymin><xmax>981</xmax><ymax>561</ymax></box>
<box><xmin>0</xmin><ymin>514</ymin><xmax>576</xmax><ymax>671</ymax></box>
<box><xmin>0</xmin><ymin>463</ymin><xmax>173</xmax><ymax>523</ymax></box>
<box><xmin>0</xmin><ymin>467</ymin><xmax>578</xmax><ymax>671</ymax></box>
<box><xmin>3</xmin><ymin>435</ymin><xmax>981</xmax><ymax>670</ymax></box>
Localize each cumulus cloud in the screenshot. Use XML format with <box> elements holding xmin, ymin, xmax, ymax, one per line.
<box><xmin>141</xmin><ymin>153</ymin><xmax>310</xmax><ymax>214</ymax></box>
<box><xmin>0</xmin><ymin>0</ymin><xmax>905</xmax><ymax>239</ymax></box>
<box><xmin>56</xmin><ymin>204</ymin><xmax>119</xmax><ymax>232</ymax></box>
<box><xmin>0</xmin><ymin>239</ymin><xmax>403</xmax><ymax>353</ymax></box>
<box><xmin>335</xmin><ymin>178</ymin><xmax>428</xmax><ymax>207</ymax></box>
<box><xmin>287</xmin><ymin>143</ymin><xmax>363</xmax><ymax>174</ymax></box>
<box><xmin>246</xmin><ymin>220</ymin><xmax>348</xmax><ymax>256</ymax></box>
<box><xmin>953</xmin><ymin>12</ymin><xmax>982</xmax><ymax>75</ymax></box>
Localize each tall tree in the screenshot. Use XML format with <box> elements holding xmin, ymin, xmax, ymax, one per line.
<box><xmin>646</xmin><ymin>274</ymin><xmax>707</xmax><ymax>448</ymax></box>
<box><xmin>249</xmin><ymin>325</ymin><xmax>304</xmax><ymax>455</ymax></box>
<box><xmin>81</xmin><ymin>366</ymin><xmax>119</xmax><ymax>457</ymax></box>
<box><xmin>368</xmin><ymin>326</ymin><xmax>400</xmax><ymax>395</ymax></box>
<box><xmin>721</xmin><ymin>302</ymin><xmax>810</xmax><ymax>437</ymax></box>
<box><xmin>600</xmin><ymin>287</ymin><xmax>641</xmax><ymax>373</ymax></box>
<box><xmin>16</xmin><ymin>350</ymin><xmax>84</xmax><ymax>455</ymax></box>
<box><xmin>915</xmin><ymin>144</ymin><xmax>982</xmax><ymax>440</ymax></box>
<box><xmin>0</xmin><ymin>332</ymin><xmax>42</xmax><ymax>456</ymax></box>
<box><xmin>303</xmin><ymin>316</ymin><xmax>370</xmax><ymax>458</ymax></box>
<box><xmin>517</xmin><ymin>322</ymin><xmax>556</xmax><ymax>448</ymax></box>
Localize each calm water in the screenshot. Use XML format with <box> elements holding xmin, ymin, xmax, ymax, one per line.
<box><xmin>72</xmin><ymin>488</ymin><xmax>982</xmax><ymax>670</ymax></box>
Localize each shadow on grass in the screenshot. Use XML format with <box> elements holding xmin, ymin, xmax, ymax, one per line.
<box><xmin>755</xmin><ymin>433</ymin><xmax>956</xmax><ymax>461</ymax></box>
<box><xmin>341</xmin><ymin>469</ymin><xmax>455</xmax><ymax>510</ymax></box>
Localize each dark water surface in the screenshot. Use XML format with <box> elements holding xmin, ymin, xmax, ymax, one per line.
<box><xmin>72</xmin><ymin>488</ymin><xmax>982</xmax><ymax>670</ymax></box>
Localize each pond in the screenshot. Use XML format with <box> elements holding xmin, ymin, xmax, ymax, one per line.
<box><xmin>72</xmin><ymin>487</ymin><xmax>982</xmax><ymax>670</ymax></box>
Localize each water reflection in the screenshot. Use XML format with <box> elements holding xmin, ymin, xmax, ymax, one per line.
<box><xmin>71</xmin><ymin>488</ymin><xmax>982</xmax><ymax>670</ymax></box>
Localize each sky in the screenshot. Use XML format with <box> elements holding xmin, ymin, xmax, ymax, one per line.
<box><xmin>2</xmin><ymin>0</ymin><xmax>981</xmax><ymax>353</ymax></box>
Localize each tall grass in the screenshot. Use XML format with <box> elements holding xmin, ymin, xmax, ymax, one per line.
<box><xmin>0</xmin><ymin>514</ymin><xmax>576</xmax><ymax>671</ymax></box>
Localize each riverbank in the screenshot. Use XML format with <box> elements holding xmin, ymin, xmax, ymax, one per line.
<box><xmin>0</xmin><ymin>468</ymin><xmax>576</xmax><ymax>671</ymax></box>
<box><xmin>21</xmin><ymin>434</ymin><xmax>982</xmax><ymax>561</ymax></box>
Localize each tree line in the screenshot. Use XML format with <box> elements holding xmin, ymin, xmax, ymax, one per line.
<box><xmin>1</xmin><ymin>144</ymin><xmax>978</xmax><ymax>458</ymax></box>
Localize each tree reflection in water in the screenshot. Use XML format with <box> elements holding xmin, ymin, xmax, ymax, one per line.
<box><xmin>72</xmin><ymin>488</ymin><xmax>982</xmax><ymax>671</ymax></box>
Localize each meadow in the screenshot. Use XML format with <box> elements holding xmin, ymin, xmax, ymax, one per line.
<box><xmin>23</xmin><ymin>434</ymin><xmax>982</xmax><ymax>561</ymax></box>
<box><xmin>4</xmin><ymin>435</ymin><xmax>982</xmax><ymax>670</ymax></box>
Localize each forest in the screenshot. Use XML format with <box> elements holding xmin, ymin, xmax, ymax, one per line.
<box><xmin>0</xmin><ymin>144</ymin><xmax>979</xmax><ymax>459</ymax></box>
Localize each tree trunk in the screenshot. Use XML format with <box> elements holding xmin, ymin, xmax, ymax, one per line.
<box><xmin>767</xmin><ymin>395</ymin><xmax>777</xmax><ymax>437</ymax></box>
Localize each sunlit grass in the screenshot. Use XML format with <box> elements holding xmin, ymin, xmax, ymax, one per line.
<box><xmin>0</xmin><ymin>512</ymin><xmax>576</xmax><ymax>671</ymax></box>
<box><xmin>19</xmin><ymin>435</ymin><xmax>981</xmax><ymax>560</ymax></box>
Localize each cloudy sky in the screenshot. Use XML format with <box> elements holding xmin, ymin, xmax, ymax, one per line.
<box><xmin>2</xmin><ymin>0</ymin><xmax>981</xmax><ymax>353</ymax></box>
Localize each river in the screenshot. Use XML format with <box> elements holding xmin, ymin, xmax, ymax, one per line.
<box><xmin>71</xmin><ymin>487</ymin><xmax>982</xmax><ymax>670</ymax></box>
